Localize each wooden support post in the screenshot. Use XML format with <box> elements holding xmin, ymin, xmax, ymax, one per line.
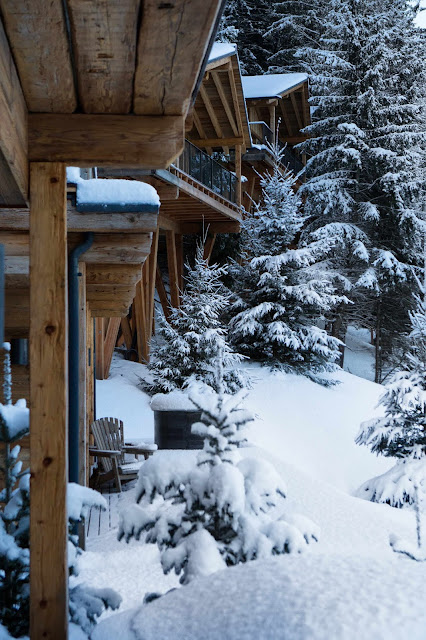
<box><xmin>156</xmin><ymin>265</ymin><xmax>171</xmax><ymax>321</ymax></box>
<box><xmin>30</xmin><ymin>162</ymin><xmax>68</xmax><ymax>639</ymax></box>
<box><xmin>235</xmin><ymin>144</ymin><xmax>242</xmax><ymax>208</ymax></box>
<box><xmin>203</xmin><ymin>234</ymin><xmax>217</xmax><ymax>264</ymax></box>
<box><xmin>134</xmin><ymin>280</ymin><xmax>148</xmax><ymax>362</ymax></box>
<box><xmin>147</xmin><ymin>228</ymin><xmax>159</xmax><ymax>346</ymax></box>
<box><xmin>120</xmin><ymin>317</ymin><xmax>133</xmax><ymax>350</ymax></box>
<box><xmin>78</xmin><ymin>262</ymin><xmax>87</xmax><ymax>487</ymax></box>
<box><xmin>269</xmin><ymin>104</ymin><xmax>276</xmax><ymax>143</ymax></box>
<box><xmin>166</xmin><ymin>230</ymin><xmax>180</xmax><ymax>308</ymax></box>
<box><xmin>175</xmin><ymin>233</ymin><xmax>184</xmax><ymax>297</ymax></box>
<box><xmin>103</xmin><ymin>318</ymin><xmax>121</xmax><ymax>378</ymax></box>
<box><xmin>95</xmin><ymin>317</ymin><xmax>105</xmax><ymax>380</ymax></box>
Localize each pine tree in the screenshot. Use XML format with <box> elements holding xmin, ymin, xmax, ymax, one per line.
<box><xmin>216</xmin><ymin>0</ymin><xmax>273</xmax><ymax>74</ymax></box>
<box><xmin>267</xmin><ymin>0</ymin><xmax>329</xmax><ymax>73</ymax></box>
<box><xmin>295</xmin><ymin>0</ymin><xmax>426</xmax><ymax>381</ymax></box>
<box><xmin>356</xmin><ymin>291</ymin><xmax>426</xmax><ymax>508</ymax></box>
<box><xmin>147</xmin><ymin>242</ymin><xmax>246</xmax><ymax>395</ymax></box>
<box><xmin>119</xmin><ymin>354</ymin><xmax>319</xmax><ymax>585</ymax></box>
<box><xmin>228</xmin><ymin>142</ymin><xmax>344</xmax><ymax>385</ymax></box>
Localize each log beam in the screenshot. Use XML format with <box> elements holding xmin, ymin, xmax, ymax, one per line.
<box><xmin>29</xmin><ymin>162</ymin><xmax>68</xmax><ymax>639</ymax></box>
<box><xmin>28</xmin><ymin>114</ymin><xmax>185</xmax><ymax>168</ymax></box>
<box><xmin>166</xmin><ymin>230</ymin><xmax>180</xmax><ymax>308</ymax></box>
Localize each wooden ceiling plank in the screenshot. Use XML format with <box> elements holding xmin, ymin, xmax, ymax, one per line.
<box><xmin>0</xmin><ymin>16</ymin><xmax>28</xmax><ymax>204</ymax></box>
<box><xmin>199</xmin><ymin>84</ymin><xmax>223</xmax><ymax>141</ymax></box>
<box><xmin>192</xmin><ymin>110</ymin><xmax>213</xmax><ymax>155</ymax></box>
<box><xmin>28</xmin><ymin>113</ymin><xmax>184</xmax><ymax>167</ymax></box>
<box><xmin>211</xmin><ymin>70</ymin><xmax>239</xmax><ymax>136</ymax></box>
<box><xmin>67</xmin><ymin>0</ymin><xmax>139</xmax><ymax>114</ymax></box>
<box><xmin>0</xmin><ymin>0</ymin><xmax>76</xmax><ymax>112</ymax></box>
<box><xmin>290</xmin><ymin>92</ymin><xmax>303</xmax><ymax>130</ymax></box>
<box><xmin>280</xmin><ymin>100</ymin><xmax>294</xmax><ymax>138</ymax></box>
<box><xmin>133</xmin><ymin>0</ymin><xmax>221</xmax><ymax>116</ymax></box>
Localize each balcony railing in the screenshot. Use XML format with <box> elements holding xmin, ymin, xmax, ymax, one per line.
<box><xmin>249</xmin><ymin>121</ymin><xmax>305</xmax><ymax>176</ymax></box>
<box><xmin>174</xmin><ymin>139</ymin><xmax>237</xmax><ymax>204</ymax></box>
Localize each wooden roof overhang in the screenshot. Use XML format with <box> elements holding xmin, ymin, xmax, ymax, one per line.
<box><xmin>187</xmin><ymin>49</ymin><xmax>251</xmax><ymax>154</ymax></box>
<box><xmin>246</xmin><ymin>77</ymin><xmax>311</xmax><ymax>146</ymax></box>
<box><xmin>0</xmin><ymin>0</ymin><xmax>223</xmax><ymax>206</ymax></box>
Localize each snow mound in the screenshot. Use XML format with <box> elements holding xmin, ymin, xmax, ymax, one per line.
<box><xmin>93</xmin><ymin>552</ymin><xmax>426</xmax><ymax>640</ymax></box>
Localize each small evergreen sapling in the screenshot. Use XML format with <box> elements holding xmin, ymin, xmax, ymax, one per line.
<box><xmin>0</xmin><ymin>345</ymin><xmax>121</xmax><ymax>637</ymax></box>
<box><xmin>228</xmin><ymin>142</ymin><xmax>345</xmax><ymax>385</ymax></box>
<box><xmin>147</xmin><ymin>242</ymin><xmax>246</xmax><ymax>395</ymax></box>
<box><xmin>119</xmin><ymin>353</ymin><xmax>319</xmax><ymax>585</ymax></box>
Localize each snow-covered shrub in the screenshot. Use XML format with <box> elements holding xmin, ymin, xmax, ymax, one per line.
<box><xmin>228</xmin><ymin>141</ymin><xmax>345</xmax><ymax>385</ymax></box>
<box><xmin>119</xmin><ymin>357</ymin><xmax>319</xmax><ymax>584</ymax></box>
<box><xmin>0</xmin><ymin>345</ymin><xmax>120</xmax><ymax>637</ymax></box>
<box><xmin>146</xmin><ymin>242</ymin><xmax>246</xmax><ymax>395</ymax></box>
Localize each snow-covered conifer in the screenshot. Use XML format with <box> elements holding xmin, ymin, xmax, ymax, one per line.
<box><xmin>147</xmin><ymin>242</ymin><xmax>246</xmax><ymax>395</ymax></box>
<box><xmin>228</xmin><ymin>142</ymin><xmax>344</xmax><ymax>384</ymax></box>
<box><xmin>216</xmin><ymin>0</ymin><xmax>272</xmax><ymax>74</ymax></box>
<box><xmin>119</xmin><ymin>355</ymin><xmax>319</xmax><ymax>585</ymax></box>
<box><xmin>295</xmin><ymin>0</ymin><xmax>426</xmax><ymax>380</ymax></box>
<box><xmin>356</xmin><ymin>292</ymin><xmax>426</xmax><ymax>508</ymax></box>
<box><xmin>0</xmin><ymin>345</ymin><xmax>120</xmax><ymax>637</ymax></box>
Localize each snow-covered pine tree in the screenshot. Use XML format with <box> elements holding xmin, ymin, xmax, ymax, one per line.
<box><xmin>146</xmin><ymin>242</ymin><xmax>245</xmax><ymax>395</ymax></box>
<box><xmin>295</xmin><ymin>0</ymin><xmax>426</xmax><ymax>381</ymax></box>
<box><xmin>0</xmin><ymin>345</ymin><xmax>120</xmax><ymax>637</ymax></box>
<box><xmin>216</xmin><ymin>0</ymin><xmax>273</xmax><ymax>74</ymax></box>
<box><xmin>266</xmin><ymin>0</ymin><xmax>329</xmax><ymax>73</ymax></box>
<box><xmin>227</xmin><ymin>141</ymin><xmax>344</xmax><ymax>384</ymax></box>
<box><xmin>119</xmin><ymin>353</ymin><xmax>319</xmax><ymax>585</ymax></box>
<box><xmin>356</xmin><ymin>290</ymin><xmax>426</xmax><ymax>508</ymax></box>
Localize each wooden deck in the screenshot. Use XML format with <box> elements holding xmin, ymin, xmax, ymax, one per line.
<box><xmin>86</xmin><ymin>481</ymin><xmax>134</xmax><ymax>540</ymax></box>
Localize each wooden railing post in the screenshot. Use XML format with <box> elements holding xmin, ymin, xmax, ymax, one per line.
<box><xmin>30</xmin><ymin>162</ymin><xmax>68</xmax><ymax>639</ymax></box>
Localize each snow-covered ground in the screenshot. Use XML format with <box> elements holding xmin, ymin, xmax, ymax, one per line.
<box><xmin>81</xmin><ymin>354</ymin><xmax>426</xmax><ymax>639</ymax></box>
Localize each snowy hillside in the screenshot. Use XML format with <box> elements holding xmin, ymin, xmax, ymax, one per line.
<box><xmin>97</xmin><ymin>354</ymin><xmax>390</xmax><ymax>493</ymax></box>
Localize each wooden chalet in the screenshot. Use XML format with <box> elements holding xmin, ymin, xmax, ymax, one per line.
<box><xmin>92</xmin><ymin>42</ymin><xmax>251</xmax><ymax>368</ymax></box>
<box><xmin>240</xmin><ymin>73</ymin><xmax>311</xmax><ymax>209</ymax></box>
<box><xmin>0</xmin><ymin>2</ymin><xmax>225</xmax><ymax>637</ymax></box>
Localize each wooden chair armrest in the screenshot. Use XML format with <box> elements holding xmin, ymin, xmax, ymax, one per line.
<box><xmin>122</xmin><ymin>445</ymin><xmax>155</xmax><ymax>455</ymax></box>
<box><xmin>89</xmin><ymin>447</ymin><xmax>121</xmax><ymax>457</ymax></box>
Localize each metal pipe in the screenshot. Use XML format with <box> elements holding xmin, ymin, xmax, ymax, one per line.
<box><xmin>68</xmin><ymin>232</ymin><xmax>94</xmax><ymax>484</ymax></box>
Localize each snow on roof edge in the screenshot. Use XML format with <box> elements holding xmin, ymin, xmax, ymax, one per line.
<box><xmin>242</xmin><ymin>73</ymin><xmax>308</xmax><ymax>100</ymax></box>
<box><xmin>209</xmin><ymin>42</ymin><xmax>237</xmax><ymax>64</ymax></box>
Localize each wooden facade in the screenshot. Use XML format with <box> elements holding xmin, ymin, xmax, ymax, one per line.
<box><xmin>0</xmin><ymin>2</ymin><xmax>223</xmax><ymax>637</ymax></box>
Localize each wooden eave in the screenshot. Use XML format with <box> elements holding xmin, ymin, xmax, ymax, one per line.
<box><xmin>246</xmin><ymin>79</ymin><xmax>310</xmax><ymax>146</ymax></box>
<box><xmin>187</xmin><ymin>52</ymin><xmax>251</xmax><ymax>153</ymax></box>
<box><xmin>0</xmin><ymin>0</ymin><xmax>223</xmax><ymax>204</ymax></box>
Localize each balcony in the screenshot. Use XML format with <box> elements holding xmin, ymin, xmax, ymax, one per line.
<box><xmin>173</xmin><ymin>140</ymin><xmax>238</xmax><ymax>204</ymax></box>
<box><xmin>249</xmin><ymin>121</ymin><xmax>305</xmax><ymax>175</ymax></box>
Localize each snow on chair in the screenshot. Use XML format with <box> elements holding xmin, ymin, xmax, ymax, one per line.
<box><xmin>89</xmin><ymin>417</ymin><xmax>157</xmax><ymax>492</ymax></box>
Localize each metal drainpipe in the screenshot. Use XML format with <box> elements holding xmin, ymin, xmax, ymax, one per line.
<box><xmin>68</xmin><ymin>232</ymin><xmax>94</xmax><ymax>484</ymax></box>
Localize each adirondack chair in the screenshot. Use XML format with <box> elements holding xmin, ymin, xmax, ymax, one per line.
<box><xmin>89</xmin><ymin>417</ymin><xmax>156</xmax><ymax>492</ymax></box>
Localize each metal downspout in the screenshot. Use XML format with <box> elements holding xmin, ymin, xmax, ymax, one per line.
<box><xmin>68</xmin><ymin>232</ymin><xmax>94</xmax><ymax>484</ymax></box>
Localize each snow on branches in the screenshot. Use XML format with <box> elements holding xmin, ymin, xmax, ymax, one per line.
<box><xmin>119</xmin><ymin>356</ymin><xmax>319</xmax><ymax>585</ymax></box>
<box><xmin>228</xmin><ymin>142</ymin><xmax>344</xmax><ymax>385</ymax></box>
<box><xmin>146</xmin><ymin>242</ymin><xmax>246</xmax><ymax>395</ymax></box>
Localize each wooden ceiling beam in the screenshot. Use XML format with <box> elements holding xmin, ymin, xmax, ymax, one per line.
<box><xmin>0</xmin><ymin>17</ymin><xmax>28</xmax><ymax>205</ymax></box>
<box><xmin>193</xmin><ymin>136</ymin><xmax>244</xmax><ymax>148</ymax></box>
<box><xmin>28</xmin><ymin>114</ymin><xmax>185</xmax><ymax>168</ymax></box>
<box><xmin>86</xmin><ymin>263</ymin><xmax>142</xmax><ymax>286</ymax></box>
<box><xmin>133</xmin><ymin>0</ymin><xmax>222</xmax><ymax>116</ymax></box>
<box><xmin>192</xmin><ymin>111</ymin><xmax>213</xmax><ymax>155</ymax></box>
<box><xmin>67</xmin><ymin>0</ymin><xmax>139</xmax><ymax>114</ymax></box>
<box><xmin>199</xmin><ymin>84</ymin><xmax>224</xmax><ymax>142</ymax></box>
<box><xmin>0</xmin><ymin>204</ymin><xmax>158</xmax><ymax>233</ymax></box>
<box><xmin>0</xmin><ymin>0</ymin><xmax>76</xmax><ymax>112</ymax></box>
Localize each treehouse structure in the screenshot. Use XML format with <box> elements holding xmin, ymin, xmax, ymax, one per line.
<box><xmin>0</xmin><ymin>1</ymin><xmax>224</xmax><ymax>637</ymax></box>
